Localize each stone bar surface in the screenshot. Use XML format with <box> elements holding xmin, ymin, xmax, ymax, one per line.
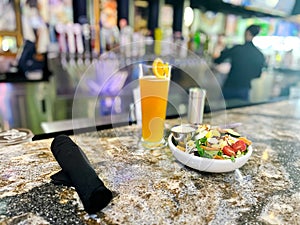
<box><xmin>0</xmin><ymin>99</ymin><xmax>300</xmax><ymax>224</ymax></box>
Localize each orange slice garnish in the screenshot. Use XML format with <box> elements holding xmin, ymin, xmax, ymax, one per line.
<box><xmin>152</xmin><ymin>58</ymin><xmax>169</xmax><ymax>78</ymax></box>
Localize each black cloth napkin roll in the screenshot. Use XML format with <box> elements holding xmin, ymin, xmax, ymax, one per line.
<box><xmin>50</xmin><ymin>135</ymin><xmax>112</xmax><ymax>214</ymax></box>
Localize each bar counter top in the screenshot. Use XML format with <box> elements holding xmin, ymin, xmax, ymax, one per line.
<box><xmin>1</xmin><ymin>99</ymin><xmax>300</xmax><ymax>224</ymax></box>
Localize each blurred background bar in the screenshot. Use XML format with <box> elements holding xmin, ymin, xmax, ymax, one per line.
<box><xmin>1</xmin><ymin>0</ymin><xmax>300</xmax><ymax>137</ymax></box>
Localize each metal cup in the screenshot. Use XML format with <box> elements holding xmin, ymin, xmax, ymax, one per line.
<box><xmin>188</xmin><ymin>88</ymin><xmax>206</xmax><ymax>124</ymax></box>
<box><xmin>171</xmin><ymin>124</ymin><xmax>196</xmax><ymax>148</ymax></box>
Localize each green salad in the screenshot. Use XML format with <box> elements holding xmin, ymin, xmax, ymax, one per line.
<box><xmin>184</xmin><ymin>124</ymin><xmax>252</xmax><ymax>161</ymax></box>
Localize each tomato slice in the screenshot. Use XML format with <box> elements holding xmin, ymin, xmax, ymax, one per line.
<box><xmin>222</xmin><ymin>146</ymin><xmax>236</xmax><ymax>157</ymax></box>
<box><xmin>232</xmin><ymin>140</ymin><xmax>247</xmax><ymax>152</ymax></box>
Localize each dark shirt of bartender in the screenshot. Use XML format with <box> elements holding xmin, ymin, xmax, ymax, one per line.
<box><xmin>214</xmin><ymin>24</ymin><xmax>265</xmax><ymax>101</ymax></box>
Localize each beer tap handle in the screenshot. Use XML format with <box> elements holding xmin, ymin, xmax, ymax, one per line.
<box><xmin>66</xmin><ymin>23</ymin><xmax>76</xmax><ymax>55</ymax></box>
<box><xmin>55</xmin><ymin>23</ymin><xmax>67</xmax><ymax>54</ymax></box>
<box><xmin>82</xmin><ymin>24</ymin><xmax>91</xmax><ymax>54</ymax></box>
<box><xmin>73</xmin><ymin>23</ymin><xmax>84</xmax><ymax>55</ymax></box>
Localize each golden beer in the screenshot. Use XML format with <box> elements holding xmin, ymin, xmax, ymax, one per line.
<box><xmin>139</xmin><ymin>76</ymin><xmax>170</xmax><ymax>145</ymax></box>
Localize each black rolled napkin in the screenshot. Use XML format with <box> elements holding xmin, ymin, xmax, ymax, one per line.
<box><xmin>50</xmin><ymin>139</ymin><xmax>92</xmax><ymax>187</ymax></box>
<box><xmin>50</xmin><ymin>135</ymin><xmax>112</xmax><ymax>214</ymax></box>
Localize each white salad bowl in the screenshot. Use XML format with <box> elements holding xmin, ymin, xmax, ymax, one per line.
<box><xmin>168</xmin><ymin>134</ymin><xmax>253</xmax><ymax>173</ymax></box>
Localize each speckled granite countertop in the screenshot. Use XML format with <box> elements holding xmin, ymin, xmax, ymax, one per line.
<box><xmin>1</xmin><ymin>99</ymin><xmax>300</xmax><ymax>224</ymax></box>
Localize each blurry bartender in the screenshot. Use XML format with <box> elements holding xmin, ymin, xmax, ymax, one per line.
<box><xmin>214</xmin><ymin>24</ymin><xmax>265</xmax><ymax>101</ymax></box>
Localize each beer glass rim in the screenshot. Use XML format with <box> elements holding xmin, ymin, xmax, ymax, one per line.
<box><xmin>138</xmin><ymin>63</ymin><xmax>172</xmax><ymax>79</ymax></box>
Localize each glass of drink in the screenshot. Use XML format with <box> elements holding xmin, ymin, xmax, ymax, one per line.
<box><xmin>139</xmin><ymin>61</ymin><xmax>171</xmax><ymax>149</ymax></box>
